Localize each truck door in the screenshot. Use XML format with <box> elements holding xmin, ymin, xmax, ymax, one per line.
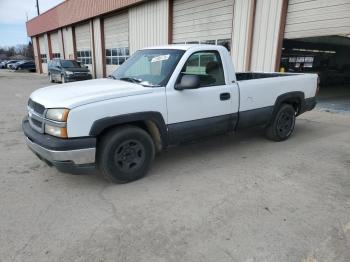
<box><xmin>166</xmin><ymin>50</ymin><xmax>239</xmax><ymax>144</ymax></box>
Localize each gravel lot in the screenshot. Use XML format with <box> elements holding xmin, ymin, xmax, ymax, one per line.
<box><xmin>0</xmin><ymin>70</ymin><xmax>350</xmax><ymax>262</ymax></box>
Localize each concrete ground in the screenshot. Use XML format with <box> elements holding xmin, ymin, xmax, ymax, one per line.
<box><xmin>0</xmin><ymin>70</ymin><xmax>349</xmax><ymax>262</ymax></box>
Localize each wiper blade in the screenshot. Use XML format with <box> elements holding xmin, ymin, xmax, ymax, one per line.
<box><xmin>108</xmin><ymin>75</ymin><xmax>117</xmax><ymax>79</ymax></box>
<box><xmin>119</xmin><ymin>77</ymin><xmax>142</xmax><ymax>83</ymax></box>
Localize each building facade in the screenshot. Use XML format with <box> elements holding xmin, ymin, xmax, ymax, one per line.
<box><xmin>26</xmin><ymin>0</ymin><xmax>350</xmax><ymax>80</ymax></box>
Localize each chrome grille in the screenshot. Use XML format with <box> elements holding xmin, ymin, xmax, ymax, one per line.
<box><xmin>27</xmin><ymin>98</ymin><xmax>45</xmax><ymax>133</ymax></box>
<box><xmin>28</xmin><ymin>98</ymin><xmax>45</xmax><ymax>115</ymax></box>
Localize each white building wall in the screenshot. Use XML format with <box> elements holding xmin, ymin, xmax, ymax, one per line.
<box><xmin>129</xmin><ymin>0</ymin><xmax>169</xmax><ymax>53</ymax></box>
<box><xmin>285</xmin><ymin>0</ymin><xmax>350</xmax><ymax>39</ymax></box>
<box><xmin>231</xmin><ymin>0</ymin><xmax>255</xmax><ymax>72</ymax></box>
<box><xmin>57</xmin><ymin>29</ymin><xmax>65</xmax><ymax>58</ymax></box>
<box><xmin>50</xmin><ymin>31</ymin><xmax>60</xmax><ymax>55</ymax></box>
<box><xmin>75</xmin><ymin>22</ymin><xmax>93</xmax><ymax>72</ymax></box>
<box><xmin>32</xmin><ymin>37</ymin><xmax>40</xmax><ymax>73</ymax></box>
<box><xmin>93</xmin><ymin>17</ymin><xmax>104</xmax><ymax>78</ymax></box>
<box><xmin>250</xmin><ymin>0</ymin><xmax>284</xmax><ymax>72</ymax></box>
<box><xmin>104</xmin><ymin>12</ymin><xmax>129</xmax><ymax>76</ymax></box>
<box><xmin>173</xmin><ymin>0</ymin><xmax>234</xmax><ymax>43</ymax></box>
<box><xmin>39</xmin><ymin>35</ymin><xmax>48</xmax><ymax>73</ymax></box>
<box><xmin>62</xmin><ymin>26</ymin><xmax>75</xmax><ymax>59</ymax></box>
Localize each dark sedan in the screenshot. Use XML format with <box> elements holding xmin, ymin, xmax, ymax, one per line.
<box><xmin>48</xmin><ymin>59</ymin><xmax>92</xmax><ymax>83</ymax></box>
<box><xmin>13</xmin><ymin>61</ymin><xmax>36</xmax><ymax>72</ymax></box>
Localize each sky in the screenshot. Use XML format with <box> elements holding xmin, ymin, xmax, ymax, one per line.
<box><xmin>0</xmin><ymin>0</ymin><xmax>63</xmax><ymax>47</ymax></box>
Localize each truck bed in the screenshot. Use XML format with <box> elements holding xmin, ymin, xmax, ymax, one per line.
<box><xmin>236</xmin><ymin>72</ymin><xmax>295</xmax><ymax>81</ymax></box>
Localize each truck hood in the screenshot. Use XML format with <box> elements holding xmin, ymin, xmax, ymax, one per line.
<box><xmin>30</xmin><ymin>78</ymin><xmax>154</xmax><ymax>108</ymax></box>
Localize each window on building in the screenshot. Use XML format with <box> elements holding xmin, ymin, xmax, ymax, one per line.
<box><xmin>52</xmin><ymin>53</ymin><xmax>61</xmax><ymax>59</ymax></box>
<box><xmin>77</xmin><ymin>50</ymin><xmax>92</xmax><ymax>65</ymax></box>
<box><xmin>105</xmin><ymin>47</ymin><xmax>130</xmax><ymax>66</ymax></box>
<box><xmin>173</xmin><ymin>39</ymin><xmax>232</xmax><ymax>52</ymax></box>
<box><xmin>40</xmin><ymin>54</ymin><xmax>47</xmax><ymax>63</ymax></box>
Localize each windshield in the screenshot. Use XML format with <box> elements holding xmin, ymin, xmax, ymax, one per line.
<box><xmin>61</xmin><ymin>60</ymin><xmax>82</xmax><ymax>68</ymax></box>
<box><xmin>111</xmin><ymin>49</ymin><xmax>185</xmax><ymax>87</ymax></box>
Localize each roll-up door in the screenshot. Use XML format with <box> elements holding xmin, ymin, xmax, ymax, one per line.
<box><xmin>39</xmin><ymin>35</ymin><xmax>48</xmax><ymax>73</ymax></box>
<box><xmin>75</xmin><ymin>22</ymin><xmax>92</xmax><ymax>70</ymax></box>
<box><xmin>173</xmin><ymin>0</ymin><xmax>234</xmax><ymax>49</ymax></box>
<box><xmin>104</xmin><ymin>12</ymin><xmax>129</xmax><ymax>76</ymax></box>
<box><xmin>285</xmin><ymin>0</ymin><xmax>350</xmax><ymax>39</ymax></box>
<box><xmin>50</xmin><ymin>31</ymin><xmax>61</xmax><ymax>58</ymax></box>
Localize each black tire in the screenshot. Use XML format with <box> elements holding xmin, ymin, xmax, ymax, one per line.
<box><xmin>265</xmin><ymin>104</ymin><xmax>296</xmax><ymax>141</ymax></box>
<box><xmin>97</xmin><ymin>126</ymin><xmax>155</xmax><ymax>183</ymax></box>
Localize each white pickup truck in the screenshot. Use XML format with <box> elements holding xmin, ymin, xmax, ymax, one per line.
<box><xmin>23</xmin><ymin>45</ymin><xmax>318</xmax><ymax>183</ymax></box>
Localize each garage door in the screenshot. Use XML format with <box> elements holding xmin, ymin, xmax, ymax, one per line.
<box><xmin>75</xmin><ymin>22</ymin><xmax>92</xmax><ymax>70</ymax></box>
<box><xmin>39</xmin><ymin>36</ymin><xmax>48</xmax><ymax>73</ymax></box>
<box><xmin>50</xmin><ymin>31</ymin><xmax>61</xmax><ymax>59</ymax></box>
<box><xmin>173</xmin><ymin>0</ymin><xmax>234</xmax><ymax>47</ymax></box>
<box><xmin>285</xmin><ymin>0</ymin><xmax>350</xmax><ymax>39</ymax></box>
<box><xmin>104</xmin><ymin>12</ymin><xmax>129</xmax><ymax>76</ymax></box>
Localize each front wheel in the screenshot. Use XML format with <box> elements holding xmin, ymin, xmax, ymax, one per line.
<box><xmin>97</xmin><ymin>126</ymin><xmax>155</xmax><ymax>183</ymax></box>
<box><xmin>265</xmin><ymin>104</ymin><xmax>296</xmax><ymax>141</ymax></box>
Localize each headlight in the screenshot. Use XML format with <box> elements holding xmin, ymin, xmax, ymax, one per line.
<box><xmin>46</xmin><ymin>108</ymin><xmax>69</xmax><ymax>122</ymax></box>
<box><xmin>45</xmin><ymin>125</ymin><xmax>68</xmax><ymax>138</ymax></box>
<box><xmin>65</xmin><ymin>71</ymin><xmax>74</xmax><ymax>75</ymax></box>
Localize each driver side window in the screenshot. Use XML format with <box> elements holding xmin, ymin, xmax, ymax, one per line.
<box><xmin>180</xmin><ymin>51</ymin><xmax>225</xmax><ymax>87</ymax></box>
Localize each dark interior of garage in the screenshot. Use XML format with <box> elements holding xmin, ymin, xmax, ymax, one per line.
<box><xmin>280</xmin><ymin>35</ymin><xmax>350</xmax><ymax>112</ymax></box>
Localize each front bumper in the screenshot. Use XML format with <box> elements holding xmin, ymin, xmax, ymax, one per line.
<box><xmin>65</xmin><ymin>74</ymin><xmax>92</xmax><ymax>82</ymax></box>
<box><xmin>22</xmin><ymin>118</ymin><xmax>97</xmax><ymax>174</ymax></box>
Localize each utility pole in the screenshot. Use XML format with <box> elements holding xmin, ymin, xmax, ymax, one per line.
<box><xmin>36</xmin><ymin>0</ymin><xmax>40</xmax><ymax>15</ymax></box>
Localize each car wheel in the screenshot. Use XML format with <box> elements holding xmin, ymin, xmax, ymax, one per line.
<box><xmin>265</xmin><ymin>104</ymin><xmax>296</xmax><ymax>141</ymax></box>
<box><xmin>97</xmin><ymin>126</ymin><xmax>155</xmax><ymax>183</ymax></box>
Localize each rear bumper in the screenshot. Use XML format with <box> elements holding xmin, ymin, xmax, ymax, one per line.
<box><xmin>300</xmin><ymin>97</ymin><xmax>317</xmax><ymax>114</ymax></box>
<box><xmin>22</xmin><ymin>118</ymin><xmax>97</xmax><ymax>174</ymax></box>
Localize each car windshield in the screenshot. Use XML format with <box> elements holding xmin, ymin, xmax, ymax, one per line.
<box><xmin>61</xmin><ymin>60</ymin><xmax>81</xmax><ymax>68</ymax></box>
<box><xmin>111</xmin><ymin>49</ymin><xmax>185</xmax><ymax>87</ymax></box>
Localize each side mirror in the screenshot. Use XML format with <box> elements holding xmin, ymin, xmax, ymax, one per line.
<box><xmin>175</xmin><ymin>75</ymin><xmax>200</xmax><ymax>90</ymax></box>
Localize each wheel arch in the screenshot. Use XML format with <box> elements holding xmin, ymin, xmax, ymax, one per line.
<box><xmin>89</xmin><ymin>111</ymin><xmax>168</xmax><ymax>151</ymax></box>
<box><xmin>273</xmin><ymin>91</ymin><xmax>305</xmax><ymax>117</ymax></box>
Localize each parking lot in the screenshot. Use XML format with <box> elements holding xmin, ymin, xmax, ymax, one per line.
<box><xmin>0</xmin><ymin>70</ymin><xmax>349</xmax><ymax>262</ymax></box>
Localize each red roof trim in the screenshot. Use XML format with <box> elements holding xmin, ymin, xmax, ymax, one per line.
<box><xmin>26</xmin><ymin>0</ymin><xmax>145</xmax><ymax>37</ymax></box>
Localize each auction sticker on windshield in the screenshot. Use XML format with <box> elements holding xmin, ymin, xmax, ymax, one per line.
<box><xmin>151</xmin><ymin>55</ymin><xmax>170</xmax><ymax>63</ymax></box>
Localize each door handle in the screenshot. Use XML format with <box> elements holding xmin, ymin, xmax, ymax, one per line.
<box><xmin>220</xmin><ymin>93</ymin><xmax>230</xmax><ymax>101</ymax></box>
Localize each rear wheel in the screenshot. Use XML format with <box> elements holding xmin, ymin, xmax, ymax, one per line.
<box><xmin>265</xmin><ymin>104</ymin><xmax>296</xmax><ymax>141</ymax></box>
<box><xmin>97</xmin><ymin>126</ymin><xmax>155</xmax><ymax>183</ymax></box>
